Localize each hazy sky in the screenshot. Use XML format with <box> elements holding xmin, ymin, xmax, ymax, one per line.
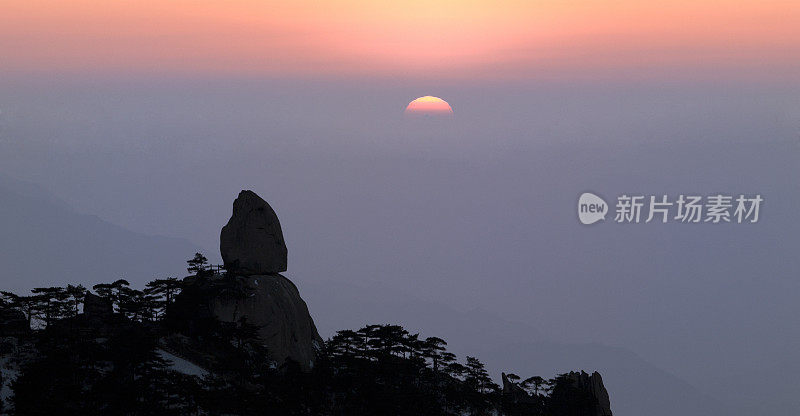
<box><xmin>1</xmin><ymin>77</ymin><xmax>798</xmax><ymax>416</ymax></box>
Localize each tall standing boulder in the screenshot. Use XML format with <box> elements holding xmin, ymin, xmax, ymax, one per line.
<box><xmin>220</xmin><ymin>190</ymin><xmax>287</xmax><ymax>275</ymax></box>
<box><xmin>209</xmin><ymin>190</ymin><xmax>321</xmax><ymax>370</ymax></box>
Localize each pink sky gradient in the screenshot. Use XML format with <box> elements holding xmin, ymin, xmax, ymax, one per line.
<box><xmin>1</xmin><ymin>0</ymin><xmax>799</xmax><ymax>80</ymax></box>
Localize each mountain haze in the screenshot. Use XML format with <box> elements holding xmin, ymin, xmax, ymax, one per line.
<box><xmin>0</xmin><ymin>175</ymin><xmax>200</xmax><ymax>294</ymax></box>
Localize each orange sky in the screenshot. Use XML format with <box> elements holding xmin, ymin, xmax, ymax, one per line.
<box><xmin>1</xmin><ymin>0</ymin><xmax>798</xmax><ymax>79</ymax></box>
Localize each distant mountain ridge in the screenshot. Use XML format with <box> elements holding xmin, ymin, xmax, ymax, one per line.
<box><xmin>299</xmin><ymin>278</ymin><xmax>731</xmax><ymax>416</ymax></box>
<box><xmin>0</xmin><ymin>174</ymin><xmax>201</xmax><ymax>293</ymax></box>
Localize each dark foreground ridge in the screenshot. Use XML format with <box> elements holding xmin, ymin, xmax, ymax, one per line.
<box><xmin>0</xmin><ymin>190</ymin><xmax>612</xmax><ymax>415</ymax></box>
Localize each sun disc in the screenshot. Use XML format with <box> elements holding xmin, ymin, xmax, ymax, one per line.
<box><xmin>404</xmin><ymin>96</ymin><xmax>453</xmax><ymax>116</ymax></box>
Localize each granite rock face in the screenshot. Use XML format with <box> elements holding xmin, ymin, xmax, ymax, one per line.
<box><xmin>501</xmin><ymin>372</ymin><xmax>537</xmax><ymax>404</ymax></box>
<box><xmin>563</xmin><ymin>371</ymin><xmax>613</xmax><ymax>416</ymax></box>
<box><xmin>503</xmin><ymin>370</ymin><xmax>612</xmax><ymax>416</ymax></box>
<box><xmin>212</xmin><ymin>190</ymin><xmax>320</xmax><ymax>370</ymax></box>
<box><xmin>211</xmin><ymin>274</ymin><xmax>323</xmax><ymax>370</ymax></box>
<box><xmin>220</xmin><ymin>190</ymin><xmax>287</xmax><ymax>275</ymax></box>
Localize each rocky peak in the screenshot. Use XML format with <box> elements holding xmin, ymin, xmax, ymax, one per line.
<box><xmin>212</xmin><ymin>190</ymin><xmax>320</xmax><ymax>370</ymax></box>
<box><xmin>220</xmin><ymin>190</ymin><xmax>287</xmax><ymax>275</ymax></box>
<box><xmin>562</xmin><ymin>371</ymin><xmax>613</xmax><ymax>416</ymax></box>
<box><xmin>501</xmin><ymin>372</ymin><xmax>536</xmax><ymax>404</ymax></box>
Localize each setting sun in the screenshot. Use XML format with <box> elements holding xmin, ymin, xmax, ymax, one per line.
<box><xmin>404</xmin><ymin>96</ymin><xmax>453</xmax><ymax>116</ymax></box>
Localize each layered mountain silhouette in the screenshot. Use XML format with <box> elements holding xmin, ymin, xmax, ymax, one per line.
<box><xmin>0</xmin><ymin>175</ymin><xmax>200</xmax><ymax>293</ymax></box>
<box><xmin>0</xmin><ymin>189</ymin><xmax>614</xmax><ymax>415</ymax></box>
<box><xmin>0</xmin><ymin>179</ymin><xmax>729</xmax><ymax>415</ymax></box>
